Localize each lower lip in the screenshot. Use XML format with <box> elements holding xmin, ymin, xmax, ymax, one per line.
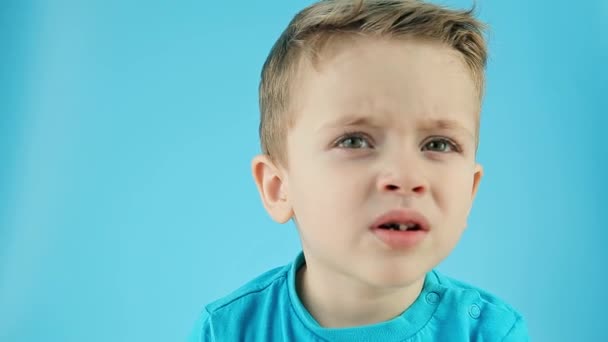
<box><xmin>372</xmin><ymin>228</ymin><xmax>428</xmax><ymax>249</ymax></box>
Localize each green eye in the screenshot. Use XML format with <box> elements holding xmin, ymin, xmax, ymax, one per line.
<box><xmin>336</xmin><ymin>134</ymin><xmax>372</xmax><ymax>149</ymax></box>
<box><xmin>422</xmin><ymin>138</ymin><xmax>458</xmax><ymax>152</ymax></box>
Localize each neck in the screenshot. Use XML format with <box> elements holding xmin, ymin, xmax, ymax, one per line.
<box><xmin>296</xmin><ymin>260</ymin><xmax>425</xmax><ymax>328</ymax></box>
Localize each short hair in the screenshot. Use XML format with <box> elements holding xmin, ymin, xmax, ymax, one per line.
<box><xmin>259</xmin><ymin>0</ymin><xmax>488</xmax><ymax>165</ymax></box>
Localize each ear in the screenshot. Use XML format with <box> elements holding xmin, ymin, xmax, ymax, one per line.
<box><xmin>251</xmin><ymin>154</ymin><xmax>293</xmax><ymax>224</ymax></box>
<box><xmin>465</xmin><ymin>163</ymin><xmax>484</xmax><ymax>219</ymax></box>
<box><xmin>471</xmin><ymin>163</ymin><xmax>484</xmax><ymax>201</ymax></box>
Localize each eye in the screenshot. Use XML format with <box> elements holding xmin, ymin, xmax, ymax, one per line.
<box><xmin>422</xmin><ymin>137</ymin><xmax>460</xmax><ymax>153</ymax></box>
<box><xmin>335</xmin><ymin>132</ymin><xmax>373</xmax><ymax>149</ymax></box>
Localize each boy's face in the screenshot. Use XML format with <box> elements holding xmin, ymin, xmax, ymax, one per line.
<box><xmin>255</xmin><ymin>36</ymin><xmax>483</xmax><ymax>289</ymax></box>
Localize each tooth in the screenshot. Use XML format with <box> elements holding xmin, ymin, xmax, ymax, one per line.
<box><xmin>398</xmin><ymin>224</ymin><xmax>407</xmax><ymax>231</ymax></box>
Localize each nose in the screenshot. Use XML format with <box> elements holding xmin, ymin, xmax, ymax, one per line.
<box><xmin>377</xmin><ymin>154</ymin><xmax>428</xmax><ymax>196</ymax></box>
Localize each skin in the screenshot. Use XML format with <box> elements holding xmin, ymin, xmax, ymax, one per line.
<box><xmin>252</xmin><ymin>36</ymin><xmax>483</xmax><ymax>328</ymax></box>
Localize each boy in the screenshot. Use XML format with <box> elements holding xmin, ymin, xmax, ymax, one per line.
<box><xmin>190</xmin><ymin>0</ymin><xmax>528</xmax><ymax>340</ymax></box>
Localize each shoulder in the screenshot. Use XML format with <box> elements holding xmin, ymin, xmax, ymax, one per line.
<box><xmin>205</xmin><ymin>264</ymin><xmax>289</xmax><ymax>313</ymax></box>
<box><xmin>189</xmin><ymin>264</ymin><xmax>292</xmax><ymax>341</ymax></box>
<box><xmin>434</xmin><ymin>270</ymin><xmax>522</xmax><ymax>315</ymax></box>
<box><xmin>205</xmin><ymin>266</ymin><xmax>289</xmax><ymax>316</ymax></box>
<box><xmin>430</xmin><ymin>270</ymin><xmax>529</xmax><ymax>341</ymax></box>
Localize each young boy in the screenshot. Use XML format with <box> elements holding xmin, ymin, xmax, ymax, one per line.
<box><xmin>190</xmin><ymin>0</ymin><xmax>528</xmax><ymax>340</ymax></box>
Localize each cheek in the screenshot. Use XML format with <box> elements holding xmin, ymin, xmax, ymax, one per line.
<box><xmin>430</xmin><ymin>161</ymin><xmax>468</xmax><ymax>197</ymax></box>
<box><xmin>439</xmin><ymin>169</ymin><xmax>475</xmax><ymax>221</ymax></box>
<box><xmin>294</xmin><ymin>165</ymin><xmax>360</xmax><ymax>209</ymax></box>
<box><xmin>433</xmin><ymin>173</ymin><xmax>473</xmax><ymax>247</ymax></box>
<box><xmin>289</xmin><ymin>159</ymin><xmax>371</xmax><ymax>229</ymax></box>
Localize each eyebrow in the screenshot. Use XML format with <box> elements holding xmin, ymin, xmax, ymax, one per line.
<box><xmin>317</xmin><ymin>114</ymin><xmax>475</xmax><ymax>140</ymax></box>
<box><xmin>418</xmin><ymin>118</ymin><xmax>475</xmax><ymax>140</ymax></box>
<box><xmin>316</xmin><ymin>115</ymin><xmax>382</xmax><ymax>132</ymax></box>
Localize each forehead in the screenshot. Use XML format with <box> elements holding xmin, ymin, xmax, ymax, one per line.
<box><xmin>289</xmin><ymin>36</ymin><xmax>479</xmax><ymax>134</ymax></box>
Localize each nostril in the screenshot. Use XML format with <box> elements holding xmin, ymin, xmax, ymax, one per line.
<box><xmin>412</xmin><ymin>185</ymin><xmax>425</xmax><ymax>193</ymax></box>
<box><xmin>385</xmin><ymin>184</ymin><xmax>400</xmax><ymax>191</ymax></box>
<box><xmin>384</xmin><ymin>184</ymin><xmax>425</xmax><ymax>193</ymax></box>
<box><xmin>382</xmin><ymin>182</ymin><xmax>426</xmax><ymax>194</ymax></box>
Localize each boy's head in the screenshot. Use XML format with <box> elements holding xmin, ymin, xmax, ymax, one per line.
<box><xmin>259</xmin><ymin>0</ymin><xmax>487</xmax><ymax>166</ymax></box>
<box><xmin>253</xmin><ymin>0</ymin><xmax>487</xmax><ymax>289</ymax></box>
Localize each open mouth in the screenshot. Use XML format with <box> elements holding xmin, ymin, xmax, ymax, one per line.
<box><xmin>372</xmin><ymin>209</ymin><xmax>429</xmax><ymax>248</ymax></box>
<box><xmin>378</xmin><ymin>222</ymin><xmax>422</xmax><ymax>232</ymax></box>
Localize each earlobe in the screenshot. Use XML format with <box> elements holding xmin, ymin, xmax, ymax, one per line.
<box><xmin>251</xmin><ymin>154</ymin><xmax>293</xmax><ymax>223</ymax></box>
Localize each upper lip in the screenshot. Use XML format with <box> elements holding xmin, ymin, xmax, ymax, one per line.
<box><xmin>371</xmin><ymin>208</ymin><xmax>430</xmax><ymax>231</ymax></box>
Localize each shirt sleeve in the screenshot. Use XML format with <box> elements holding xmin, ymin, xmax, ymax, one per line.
<box><xmin>501</xmin><ymin>316</ymin><xmax>529</xmax><ymax>342</ymax></box>
<box><xmin>187</xmin><ymin>308</ymin><xmax>215</xmax><ymax>342</ymax></box>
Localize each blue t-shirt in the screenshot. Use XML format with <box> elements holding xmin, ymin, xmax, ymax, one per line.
<box><xmin>189</xmin><ymin>252</ymin><xmax>528</xmax><ymax>341</ymax></box>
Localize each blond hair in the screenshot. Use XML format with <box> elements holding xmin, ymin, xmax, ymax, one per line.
<box><xmin>259</xmin><ymin>0</ymin><xmax>488</xmax><ymax>165</ymax></box>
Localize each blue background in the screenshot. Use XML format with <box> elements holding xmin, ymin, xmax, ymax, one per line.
<box><xmin>1</xmin><ymin>0</ymin><xmax>606</xmax><ymax>341</ymax></box>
